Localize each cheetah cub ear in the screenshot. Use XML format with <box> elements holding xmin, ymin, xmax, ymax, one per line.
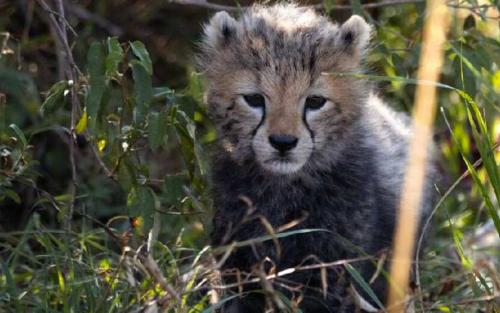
<box><xmin>202</xmin><ymin>11</ymin><xmax>239</xmax><ymax>49</ymax></box>
<box><xmin>337</xmin><ymin>15</ymin><xmax>372</xmax><ymax>57</ymax></box>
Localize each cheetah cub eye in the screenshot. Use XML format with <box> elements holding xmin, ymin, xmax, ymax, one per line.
<box><xmin>243</xmin><ymin>94</ymin><xmax>266</xmax><ymax>109</ymax></box>
<box><xmin>305</xmin><ymin>96</ymin><xmax>327</xmax><ymax>110</ymax></box>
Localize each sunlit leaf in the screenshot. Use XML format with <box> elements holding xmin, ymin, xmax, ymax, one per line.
<box><xmin>492</xmin><ymin>70</ymin><xmax>500</xmax><ymax>92</ymax></box>
<box><xmin>75</xmin><ymin>111</ymin><xmax>88</xmax><ymax>134</ymax></box>
<box><xmin>97</xmin><ymin>139</ymin><xmax>106</xmax><ymax>152</ymax></box>
<box><xmin>105</xmin><ymin>37</ymin><xmax>124</xmax><ymax>79</ymax></box>
<box><xmin>443</xmin><ymin>101</ymin><xmax>500</xmax><ymax>238</ymax></box>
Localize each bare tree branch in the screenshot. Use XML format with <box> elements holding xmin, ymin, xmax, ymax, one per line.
<box><xmin>36</xmin><ymin>0</ymin><xmax>80</xmax><ymax>232</ymax></box>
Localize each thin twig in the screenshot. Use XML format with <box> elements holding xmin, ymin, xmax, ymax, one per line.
<box><xmin>314</xmin><ymin>0</ymin><xmax>425</xmax><ymax>10</ymax></box>
<box><xmin>166</xmin><ymin>0</ymin><xmax>425</xmax><ymax>11</ymax></box>
<box><xmin>36</xmin><ymin>0</ymin><xmax>82</xmax><ymax>232</ymax></box>
<box><xmin>448</xmin><ymin>293</ymin><xmax>500</xmax><ymax>306</ymax></box>
<box><xmin>64</xmin><ymin>2</ymin><xmax>123</xmax><ymax>36</ymax></box>
<box><xmin>55</xmin><ymin>0</ymin><xmax>67</xmax><ymax>40</ymax></box>
<box><xmin>167</xmin><ymin>0</ymin><xmax>498</xmax><ymax>18</ymax></box>
<box><xmin>137</xmin><ymin>250</ymin><xmax>181</xmax><ymax>301</ymax></box>
<box><xmin>184</xmin><ymin>255</ymin><xmax>375</xmax><ymax>295</ymax></box>
<box><xmin>89</xmin><ymin>142</ymin><xmax>115</xmax><ymax>178</ymax></box>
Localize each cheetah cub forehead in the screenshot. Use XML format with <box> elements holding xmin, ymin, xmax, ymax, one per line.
<box><xmin>199</xmin><ymin>4</ymin><xmax>372</xmax><ymax>175</ymax></box>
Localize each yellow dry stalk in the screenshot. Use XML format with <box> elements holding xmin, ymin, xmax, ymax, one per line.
<box><xmin>387</xmin><ymin>1</ymin><xmax>450</xmax><ymax>312</ymax></box>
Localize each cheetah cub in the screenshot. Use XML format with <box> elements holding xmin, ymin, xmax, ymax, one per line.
<box><xmin>198</xmin><ymin>4</ymin><xmax>433</xmax><ymax>313</ymax></box>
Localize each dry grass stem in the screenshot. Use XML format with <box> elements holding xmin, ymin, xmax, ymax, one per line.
<box><xmin>387</xmin><ymin>0</ymin><xmax>450</xmax><ymax>312</ymax></box>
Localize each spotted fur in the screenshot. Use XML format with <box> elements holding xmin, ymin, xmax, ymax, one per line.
<box><xmin>198</xmin><ymin>4</ymin><xmax>434</xmax><ymax>312</ymax></box>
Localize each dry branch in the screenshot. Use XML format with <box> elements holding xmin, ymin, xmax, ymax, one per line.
<box><xmin>137</xmin><ymin>251</ymin><xmax>181</xmax><ymax>302</ymax></box>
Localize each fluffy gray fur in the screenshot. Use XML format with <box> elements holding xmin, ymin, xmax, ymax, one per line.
<box><xmin>198</xmin><ymin>4</ymin><xmax>435</xmax><ymax>312</ymax></box>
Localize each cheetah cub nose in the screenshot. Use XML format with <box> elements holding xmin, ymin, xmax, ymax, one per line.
<box><xmin>268</xmin><ymin>134</ymin><xmax>298</xmax><ymax>153</ymax></box>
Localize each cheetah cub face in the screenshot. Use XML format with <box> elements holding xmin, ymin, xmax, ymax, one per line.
<box><xmin>199</xmin><ymin>5</ymin><xmax>371</xmax><ymax>174</ymax></box>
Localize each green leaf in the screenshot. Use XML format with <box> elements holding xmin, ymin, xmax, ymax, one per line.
<box><xmin>163</xmin><ymin>174</ymin><xmax>186</xmax><ymax>206</ymax></box>
<box><xmin>458</xmin><ymin>92</ymin><xmax>500</xmax><ymax>237</ymax></box>
<box><xmin>128</xmin><ymin>186</ymin><xmax>156</xmax><ymax>231</ymax></box>
<box><xmin>9</xmin><ymin>124</ymin><xmax>27</xmax><ymax>147</ymax></box>
<box><xmin>154</xmin><ymin>86</ymin><xmax>175</xmax><ymax>100</ymax></box>
<box><xmin>117</xmin><ymin>158</ymin><xmax>136</xmax><ymax>192</ymax></box>
<box><xmin>344</xmin><ymin>264</ymin><xmax>385</xmax><ymax>311</ymax></box>
<box><xmin>40</xmin><ymin>80</ymin><xmax>68</xmax><ymax>115</ymax></box>
<box><xmin>177</xmin><ymin>110</ymin><xmax>196</xmax><ymax>140</ymax></box>
<box><xmin>105</xmin><ymin>37</ymin><xmax>124</xmax><ymax>79</ymax></box>
<box><xmin>86</xmin><ymin>42</ymin><xmax>107</xmax><ymax>129</ymax></box>
<box><xmin>184</xmin><ymin>73</ymin><xmax>205</xmax><ymax>104</ymax></box>
<box><xmin>450</xmin><ymin>44</ymin><xmax>497</xmax><ymax>101</ymax></box>
<box><xmin>148</xmin><ymin>111</ymin><xmax>167</xmax><ymax>151</ymax></box>
<box><xmin>131</xmin><ymin>60</ymin><xmax>153</xmax><ymax>123</ymax></box>
<box><xmin>492</xmin><ymin>70</ymin><xmax>500</xmax><ymax>92</ymax></box>
<box><xmin>130</xmin><ymin>40</ymin><xmax>153</xmax><ymax>75</ymax></box>
<box><xmin>3</xmin><ymin>189</ymin><xmax>21</xmax><ymax>204</ymax></box>
<box><xmin>466</xmin><ymin>99</ymin><xmax>500</xmax><ymax>192</ymax></box>
<box><xmin>448</xmin><ymin>214</ymin><xmax>473</xmax><ymax>269</ymax></box>
<box><xmin>442</xmin><ymin>102</ymin><xmax>500</xmax><ymax>239</ymax></box>
<box><xmin>75</xmin><ymin>111</ymin><xmax>88</xmax><ymax>134</ymax></box>
<box><xmin>88</xmin><ymin>42</ymin><xmax>106</xmax><ymax>81</ymax></box>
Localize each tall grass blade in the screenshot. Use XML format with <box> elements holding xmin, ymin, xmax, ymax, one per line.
<box><xmin>345</xmin><ymin>264</ymin><xmax>385</xmax><ymax>311</ymax></box>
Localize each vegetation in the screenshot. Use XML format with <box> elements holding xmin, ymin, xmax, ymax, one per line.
<box><xmin>0</xmin><ymin>0</ymin><xmax>499</xmax><ymax>312</ymax></box>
